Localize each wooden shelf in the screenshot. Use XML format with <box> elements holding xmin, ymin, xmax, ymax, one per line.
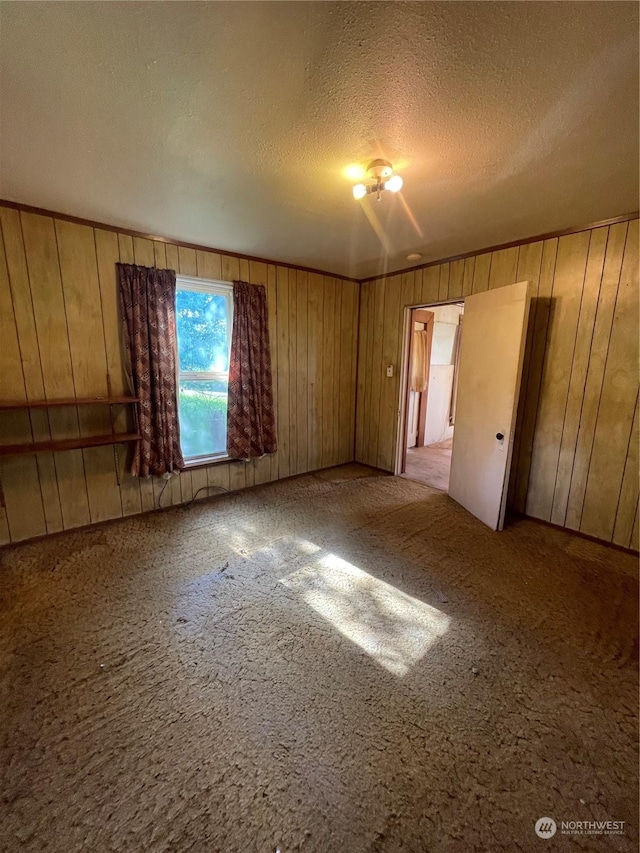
<box><xmin>0</xmin><ymin>433</ymin><xmax>141</xmax><ymax>458</ymax></box>
<box><xmin>0</xmin><ymin>396</ymin><xmax>139</xmax><ymax>410</ymax></box>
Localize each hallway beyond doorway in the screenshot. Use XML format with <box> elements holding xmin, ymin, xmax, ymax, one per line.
<box><xmin>402</xmin><ymin>439</ymin><xmax>452</xmax><ymax>491</ymax></box>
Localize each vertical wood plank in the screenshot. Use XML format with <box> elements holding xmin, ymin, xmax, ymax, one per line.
<box><xmin>488</xmin><ymin>247</ymin><xmax>519</xmax><ymax>289</ymax></box>
<box><xmin>321</xmin><ymin>275</ymin><xmax>335</xmax><ymax>467</ymax></box>
<box><xmin>472</xmin><ymin>253</ymin><xmax>492</xmax><ymax>294</ymax></box>
<box><xmin>367</xmin><ymin>277</ymin><xmax>385</xmax><ymax>467</ymax></box>
<box><xmin>419</xmin><ymin>267</ymin><xmax>440</xmax><ymax>304</ymax></box>
<box><xmin>462</xmin><ymin>256</ymin><xmax>475</xmax><ymax>298</ymax></box>
<box><xmin>22</xmin><ymin>212</ymin><xmax>90</xmax><ymax>531</ymax></box>
<box><xmin>339</xmin><ymin>282</ymin><xmax>355</xmax><ymax>464</ymax></box>
<box><xmin>507</xmin><ymin>240</ymin><xmax>544</xmax><ymax>511</ymax></box>
<box><xmin>56</xmin><ymin>219</ymin><xmax>122</xmax><ymax>523</ymax></box>
<box><xmin>550</xmin><ymin>228</ymin><xmax>608</xmax><ymax>525</ymax></box>
<box><xmin>276</xmin><ymin>266</ymin><xmax>291</xmax><ymax>479</ymax></box>
<box><xmin>564</xmin><ymin>222</ymin><xmax>629</xmax><ymax>530</ymax></box>
<box><xmin>581</xmin><ymin>221</ymin><xmax>638</xmax><ymax>540</ymax></box>
<box><xmin>355</xmin><ymin>281</ymin><xmax>370</xmax><ymax>463</ymax></box>
<box><xmin>332</xmin><ymin>279</ymin><xmax>342</xmax><ymax>466</ymax></box>
<box><xmin>0</xmin><ymin>227</ymin><xmax>47</xmax><ymax>541</ymax></box>
<box><xmin>295</xmin><ymin>270</ymin><xmax>309</xmax><ymax>474</ymax></box>
<box><xmin>307</xmin><ymin>272</ymin><xmax>323</xmax><ymax>471</ymax></box>
<box><xmin>513</xmin><ymin>239</ymin><xmax>558</xmax><ymax>514</ymax></box>
<box><xmin>377</xmin><ymin>274</ymin><xmax>402</xmax><ymax>471</ymax></box>
<box><xmin>612</xmin><ymin>396</ymin><xmax>639</xmax><ymax>548</ymax></box>
<box><xmin>526</xmin><ymin>232</ymin><xmax>590</xmax><ymax>520</ymax></box>
<box><xmin>448</xmin><ymin>259</ymin><xmax>465</xmax><ymax>300</ymax></box>
<box><xmin>438</xmin><ymin>263</ymin><xmax>450</xmax><ymax>301</ymax></box>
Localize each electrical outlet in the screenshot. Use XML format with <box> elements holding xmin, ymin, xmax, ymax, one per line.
<box><xmin>386</xmin><ymin>365</ymin><xmax>394</xmax><ymax>377</ymax></box>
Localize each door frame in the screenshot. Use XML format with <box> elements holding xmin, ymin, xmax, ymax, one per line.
<box><xmin>395</xmin><ymin>298</ymin><xmax>465</xmax><ymax>476</ymax></box>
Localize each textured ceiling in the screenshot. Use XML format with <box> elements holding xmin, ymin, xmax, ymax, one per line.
<box><xmin>1</xmin><ymin>2</ymin><xmax>638</xmax><ymax>279</ymax></box>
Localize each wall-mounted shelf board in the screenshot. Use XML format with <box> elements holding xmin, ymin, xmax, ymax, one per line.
<box><xmin>0</xmin><ymin>433</ymin><xmax>141</xmax><ymax>458</ymax></box>
<box><xmin>0</xmin><ymin>396</ymin><xmax>139</xmax><ymax>410</ymax></box>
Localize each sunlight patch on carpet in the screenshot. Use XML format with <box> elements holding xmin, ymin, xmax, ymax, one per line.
<box><xmin>281</xmin><ymin>553</ymin><xmax>449</xmax><ymax>675</ymax></box>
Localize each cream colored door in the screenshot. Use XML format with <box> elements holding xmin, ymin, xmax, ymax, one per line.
<box><xmin>449</xmin><ymin>281</ymin><xmax>531</xmax><ymax>530</ymax></box>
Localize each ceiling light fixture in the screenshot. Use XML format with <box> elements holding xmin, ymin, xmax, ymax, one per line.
<box><xmin>352</xmin><ymin>159</ymin><xmax>403</xmax><ymax>201</ymax></box>
<box><xmin>407</xmin><ymin>252</ymin><xmax>422</xmax><ymax>261</ymax></box>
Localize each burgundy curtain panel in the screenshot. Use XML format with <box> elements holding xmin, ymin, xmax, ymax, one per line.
<box><xmin>117</xmin><ymin>263</ymin><xmax>184</xmax><ymax>477</ymax></box>
<box><xmin>227</xmin><ymin>281</ymin><xmax>277</xmax><ymax>459</ymax></box>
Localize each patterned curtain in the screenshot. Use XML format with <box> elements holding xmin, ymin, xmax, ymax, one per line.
<box><xmin>227</xmin><ymin>280</ymin><xmax>277</xmax><ymax>459</ymax></box>
<box><xmin>117</xmin><ymin>263</ymin><xmax>184</xmax><ymax>477</ymax></box>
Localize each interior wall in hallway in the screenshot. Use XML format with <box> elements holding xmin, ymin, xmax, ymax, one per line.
<box><xmin>0</xmin><ymin>204</ymin><xmax>359</xmax><ymax>544</ymax></box>
<box><xmin>355</xmin><ymin>218</ymin><xmax>639</xmax><ymax>549</ymax></box>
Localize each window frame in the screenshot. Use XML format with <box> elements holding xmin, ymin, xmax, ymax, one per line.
<box><xmin>175</xmin><ymin>275</ymin><xmax>233</xmax><ymax>467</ymax></box>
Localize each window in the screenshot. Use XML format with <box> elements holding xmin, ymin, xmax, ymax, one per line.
<box><xmin>175</xmin><ymin>276</ymin><xmax>233</xmax><ymax>464</ymax></box>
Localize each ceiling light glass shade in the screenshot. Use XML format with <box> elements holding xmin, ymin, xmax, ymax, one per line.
<box><xmin>385</xmin><ymin>175</ymin><xmax>403</xmax><ymax>193</ymax></box>
<box><xmin>352</xmin><ymin>183</ymin><xmax>367</xmax><ymax>200</ymax></box>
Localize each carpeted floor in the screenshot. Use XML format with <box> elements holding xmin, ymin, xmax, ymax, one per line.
<box><xmin>0</xmin><ymin>464</ymin><xmax>637</xmax><ymax>853</ymax></box>
<box><xmin>403</xmin><ymin>439</ymin><xmax>453</xmax><ymax>491</ymax></box>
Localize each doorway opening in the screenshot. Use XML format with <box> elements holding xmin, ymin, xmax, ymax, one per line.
<box><xmin>399</xmin><ymin>301</ymin><xmax>464</xmax><ymax>491</ymax></box>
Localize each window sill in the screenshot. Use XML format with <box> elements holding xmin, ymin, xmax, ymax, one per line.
<box><xmin>182</xmin><ymin>454</ymin><xmax>232</xmax><ymax>471</ymax></box>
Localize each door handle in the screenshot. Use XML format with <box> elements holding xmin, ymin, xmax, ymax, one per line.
<box><xmin>496</xmin><ymin>432</ymin><xmax>504</xmax><ymax>441</ymax></box>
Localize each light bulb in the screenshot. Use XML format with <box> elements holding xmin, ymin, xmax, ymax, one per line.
<box><xmin>385</xmin><ymin>175</ymin><xmax>403</xmax><ymax>193</ymax></box>
<box><xmin>352</xmin><ymin>183</ymin><xmax>367</xmax><ymax>200</ymax></box>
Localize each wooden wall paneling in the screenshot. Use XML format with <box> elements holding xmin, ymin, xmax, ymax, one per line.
<box><xmin>580</xmin><ymin>221</ymin><xmax>639</xmax><ymax>540</ymax></box>
<box><xmin>286</xmin><ymin>268</ymin><xmax>299</xmax><ymax>476</ymax></box>
<box><xmin>307</xmin><ymin>272</ymin><xmax>323</xmax><ymax>471</ymax></box>
<box><xmin>367</xmin><ymin>277</ymin><xmax>385</xmax><ymax>467</ymax></box>
<box><xmin>488</xmin><ymin>247</ymin><xmax>519</xmax><ymax>289</ymax></box>
<box><xmin>22</xmin><ymin>212</ymin><xmax>90</xmax><ymax>530</ymax></box>
<box><xmin>1</xmin><ymin>208</ymin><xmax>59</xmax><ymax>536</ymax></box>
<box><xmin>295</xmin><ymin>270</ymin><xmax>309</xmax><ymax>475</ymax></box>
<box><xmin>409</xmin><ymin>270</ymin><xmax>421</xmax><ymax>304</ymax></box>
<box><xmin>0</xmin><ymin>230</ymin><xmax>46</xmax><ymax>542</ymax></box>
<box><xmin>526</xmin><ymin>232</ymin><xmax>589</xmax><ymax>520</ymax></box>
<box><xmin>0</xmin><ymin>209</ymin><xmax>47</xmax><ymax>399</ymax></box>
<box><xmin>513</xmin><ymin>239</ymin><xmax>557</xmax><ymax>513</ymax></box>
<box><xmin>275</xmin><ymin>266</ymin><xmax>291</xmax><ymax>479</ymax></box>
<box><xmin>347</xmin><ymin>281</ymin><xmax>360</xmax><ymax>462</ymax></box>
<box><xmin>438</xmin><ymin>263</ymin><xmax>450</xmax><ymax>301</ymax></box>
<box><xmin>630</xmin><ymin>504</ymin><xmax>639</xmax><ymax>552</ymax></box>
<box><xmin>612</xmin><ymin>395</ymin><xmax>639</xmax><ymax>548</ymax></box>
<box><xmin>550</xmin><ymin>228</ymin><xmax>608</xmax><ymax>526</ymax></box>
<box><xmin>338</xmin><ymin>281</ymin><xmax>354</xmax><ymax>464</ymax></box>
<box><xmin>56</xmin><ymin>219</ymin><xmax>123</xmax><ymax>523</ymax></box>
<box><xmin>564</xmin><ymin>222</ymin><xmax>628</xmax><ymax>530</ymax></box>
<box><xmin>472</xmin><ymin>252</ymin><xmax>492</xmax><ymax>294</ymax></box>
<box><xmin>507</xmin><ymin>240</ymin><xmax>544</xmax><ymax>511</ymax></box>
<box><xmin>449</xmin><ymin>259</ymin><xmax>465</xmax><ymax>300</ymax></box>
<box><xmin>195</xmin><ymin>249</ymin><xmax>222</xmax><ymax>281</ymax></box>
<box><xmin>419</xmin><ymin>267</ymin><xmax>440</xmax><ymax>304</ymax></box>
<box><xmin>377</xmin><ymin>274</ymin><xmax>402</xmax><ymax>471</ymax></box>
<box><xmin>462</xmin><ymin>256</ymin><xmax>475</xmax><ymax>298</ymax></box>
<box><xmin>321</xmin><ymin>275</ymin><xmax>336</xmax><ymax>467</ymax></box>
<box><xmin>354</xmin><ymin>282</ymin><xmax>369</xmax><ymax>462</ymax></box>
<box><xmin>332</xmin><ymin>279</ymin><xmax>343</xmax><ymax>465</ymax></box>
<box><xmin>265</xmin><ymin>264</ymin><xmax>279</xmax><ymax>482</ymax></box>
